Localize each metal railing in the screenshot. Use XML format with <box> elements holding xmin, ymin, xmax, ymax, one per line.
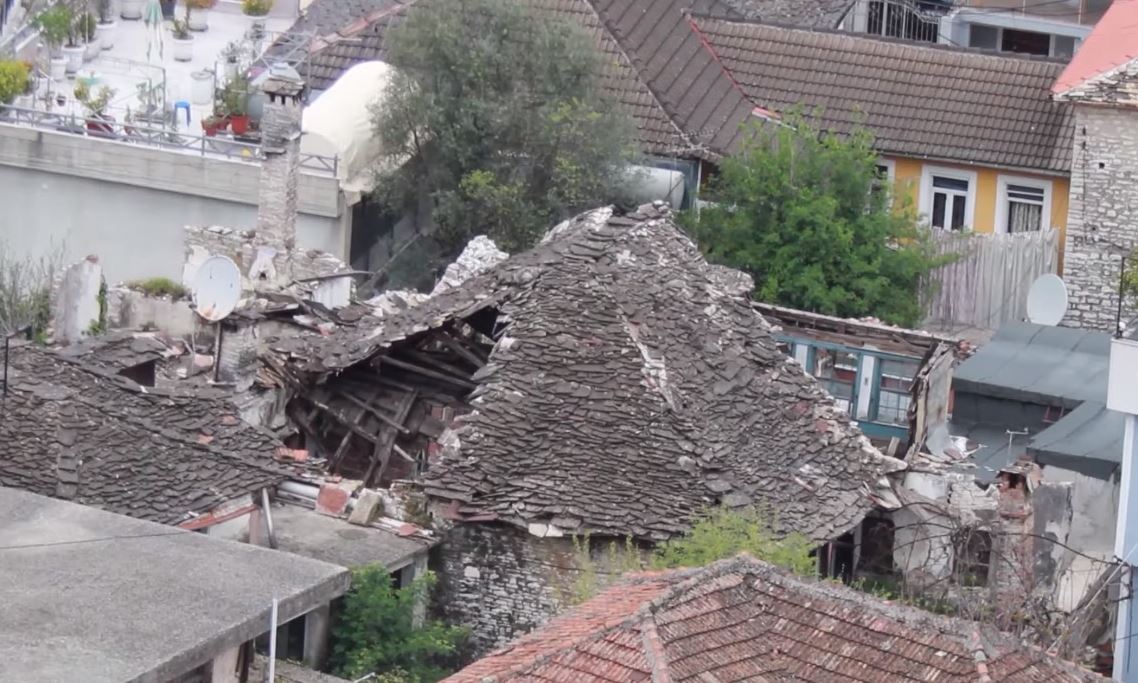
<box><xmin>0</xmin><ymin>103</ymin><xmax>338</xmax><ymax>177</ymax></box>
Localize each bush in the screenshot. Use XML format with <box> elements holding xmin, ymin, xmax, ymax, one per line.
<box><xmin>241</xmin><ymin>0</ymin><xmax>272</xmax><ymax>16</ymax></box>
<box><xmin>127</xmin><ymin>277</ymin><xmax>186</xmax><ymax>299</ymax></box>
<box><xmin>329</xmin><ymin>568</ymin><xmax>467</xmax><ymax>682</ymax></box>
<box><xmin>0</xmin><ymin>60</ymin><xmax>29</xmax><ymax>105</ymax></box>
<box><xmin>651</xmin><ymin>507</ymin><xmax>816</xmax><ymax>575</ymax></box>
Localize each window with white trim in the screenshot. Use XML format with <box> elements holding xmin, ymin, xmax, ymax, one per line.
<box><xmin>996</xmin><ymin>175</ymin><xmax>1051</xmax><ymax>234</ymax></box>
<box><xmin>930</xmin><ymin>175</ymin><xmax>970</xmax><ymax>231</ymax></box>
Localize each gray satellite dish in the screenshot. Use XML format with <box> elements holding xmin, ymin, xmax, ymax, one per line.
<box><xmin>191</xmin><ymin>256</ymin><xmax>241</xmax><ymax>322</ymax></box>
<box><xmin>1026</xmin><ymin>273</ymin><xmax>1069</xmax><ymax>326</ymax></box>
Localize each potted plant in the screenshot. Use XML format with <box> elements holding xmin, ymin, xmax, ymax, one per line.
<box><xmin>61</xmin><ymin>6</ymin><xmax>86</xmax><ymax>75</ymax></box>
<box><xmin>74</xmin><ymin>81</ymin><xmax>116</xmax><ymax>136</ymax></box>
<box><xmin>120</xmin><ymin>0</ymin><xmax>143</xmax><ymax>20</ymax></box>
<box><xmin>186</xmin><ymin>0</ymin><xmax>214</xmax><ymax>31</ymax></box>
<box><xmin>241</xmin><ymin>0</ymin><xmax>271</xmax><ymax>16</ymax></box>
<box><xmin>201</xmin><ymin>112</ymin><xmax>227</xmax><ymax>136</ymax></box>
<box><xmin>79</xmin><ymin>12</ymin><xmax>99</xmax><ymax>61</ymax></box>
<box><xmin>34</xmin><ymin>5</ymin><xmax>72</xmax><ymax>81</ymax></box>
<box><xmin>223</xmin><ymin>73</ymin><xmax>250</xmax><ymax>134</ymax></box>
<box><xmin>0</xmin><ymin>60</ymin><xmax>29</xmax><ymax>107</ymax></box>
<box><xmin>170</xmin><ymin>18</ymin><xmax>193</xmax><ymax>62</ymax></box>
<box><xmin>96</xmin><ymin>0</ymin><xmax>117</xmax><ymax>50</ymax></box>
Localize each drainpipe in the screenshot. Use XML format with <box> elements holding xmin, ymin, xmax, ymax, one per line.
<box><xmin>1107</xmin><ymin>337</ymin><xmax>1138</xmax><ymax>682</ymax></box>
<box><xmin>261</xmin><ymin>488</ymin><xmax>277</xmax><ymax>549</ymax></box>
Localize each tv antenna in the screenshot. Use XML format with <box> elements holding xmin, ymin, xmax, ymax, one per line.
<box><xmin>1025</xmin><ymin>274</ymin><xmax>1068</xmax><ymax>326</ymax></box>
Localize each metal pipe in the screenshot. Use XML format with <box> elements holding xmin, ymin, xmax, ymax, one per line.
<box><xmin>1119</xmin><ymin>255</ymin><xmax>1128</xmax><ymax>339</ymax></box>
<box><xmin>267</xmin><ymin>598</ymin><xmax>278</xmax><ymax>683</ymax></box>
<box><xmin>261</xmin><ymin>488</ymin><xmax>277</xmax><ymax>550</ymax></box>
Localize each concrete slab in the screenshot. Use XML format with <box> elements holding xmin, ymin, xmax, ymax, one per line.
<box><xmin>272</xmin><ymin>502</ymin><xmax>431</xmax><ymax>571</ymax></box>
<box><xmin>0</xmin><ymin>487</ymin><xmax>351</xmax><ymax>683</ymax></box>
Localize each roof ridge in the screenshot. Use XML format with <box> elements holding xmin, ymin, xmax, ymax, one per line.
<box><xmin>690</xmin><ymin>13</ymin><xmax>1070</xmax><ymax>67</ymax></box>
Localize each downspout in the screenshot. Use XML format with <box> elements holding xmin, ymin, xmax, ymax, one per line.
<box><xmin>262</xmin><ymin>487</ymin><xmax>278</xmax><ymax>549</ymax></box>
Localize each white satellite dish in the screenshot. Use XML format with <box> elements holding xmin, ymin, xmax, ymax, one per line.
<box><xmin>1026</xmin><ymin>273</ymin><xmax>1069</xmax><ymax>326</ymax></box>
<box><xmin>191</xmin><ymin>256</ymin><xmax>241</xmax><ymax>322</ymax></box>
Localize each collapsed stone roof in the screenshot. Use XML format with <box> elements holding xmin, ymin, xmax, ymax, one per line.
<box><xmin>275</xmin><ymin>204</ymin><xmax>903</xmax><ymax>542</ymax></box>
<box><xmin>445</xmin><ymin>555</ymin><xmax>1105</xmax><ymax>683</ymax></box>
<box><xmin>0</xmin><ymin>342</ymin><xmax>285</xmax><ymax>524</ymax></box>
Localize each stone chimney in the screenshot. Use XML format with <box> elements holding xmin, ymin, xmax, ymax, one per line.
<box><xmin>253</xmin><ymin>64</ymin><xmax>306</xmax><ymax>285</ymax></box>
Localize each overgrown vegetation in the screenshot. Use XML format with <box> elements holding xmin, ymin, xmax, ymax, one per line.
<box><xmin>568</xmin><ymin>508</ymin><xmax>815</xmax><ymax>602</ymax></box>
<box><xmin>329</xmin><ymin>567</ymin><xmax>467</xmax><ymax>683</ymax></box>
<box><xmin>651</xmin><ymin>507</ymin><xmax>815</xmax><ymax>575</ymax></box>
<box><xmin>127</xmin><ymin>276</ymin><xmax>187</xmax><ymax>299</ymax></box>
<box><xmin>687</xmin><ymin>114</ymin><xmax>947</xmax><ymax>327</ymax></box>
<box><xmin>371</xmin><ymin>0</ymin><xmax>635</xmax><ymax>255</ymax></box>
<box><xmin>0</xmin><ymin>59</ymin><xmax>29</xmax><ymax>105</ymax></box>
<box><xmin>0</xmin><ymin>242</ymin><xmax>63</xmax><ymax>340</ymax></box>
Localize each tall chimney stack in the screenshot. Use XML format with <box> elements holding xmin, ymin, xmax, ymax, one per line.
<box><xmin>253</xmin><ymin>64</ymin><xmax>306</xmax><ymax>285</ymax></box>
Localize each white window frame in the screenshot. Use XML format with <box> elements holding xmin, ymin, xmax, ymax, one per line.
<box><xmin>919</xmin><ymin>166</ymin><xmax>978</xmax><ymax>232</ymax></box>
<box><xmin>995</xmin><ymin>174</ymin><xmax>1052</xmax><ymax>234</ymax></box>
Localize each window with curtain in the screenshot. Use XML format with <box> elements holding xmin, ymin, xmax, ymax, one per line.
<box><xmin>1005</xmin><ymin>183</ymin><xmax>1045</xmax><ymax>233</ymax></box>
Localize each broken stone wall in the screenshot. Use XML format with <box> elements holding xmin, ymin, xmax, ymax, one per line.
<box><xmin>433</xmin><ymin>522</ymin><xmax>645</xmax><ymax>656</ymax></box>
<box><xmin>1041</xmin><ymin>464</ymin><xmax>1117</xmax><ymax>612</ymax></box>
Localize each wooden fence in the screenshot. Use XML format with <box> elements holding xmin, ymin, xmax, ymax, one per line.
<box><xmin>922</xmin><ymin>229</ymin><xmax>1059</xmax><ymax>333</ymax></box>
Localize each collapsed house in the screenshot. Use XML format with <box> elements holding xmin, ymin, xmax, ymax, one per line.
<box><xmin>268</xmin><ymin>203</ymin><xmax>907</xmax><ymax>652</ymax></box>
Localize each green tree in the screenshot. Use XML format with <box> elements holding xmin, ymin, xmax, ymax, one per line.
<box><xmin>329</xmin><ymin>568</ymin><xmax>467</xmax><ymax>682</ymax></box>
<box><xmin>651</xmin><ymin>507</ymin><xmax>815</xmax><ymax>575</ymax></box>
<box><xmin>688</xmin><ymin>115</ymin><xmax>944</xmax><ymax>327</ymax></box>
<box><xmin>372</xmin><ymin>0</ymin><xmax>635</xmax><ymax>254</ymax></box>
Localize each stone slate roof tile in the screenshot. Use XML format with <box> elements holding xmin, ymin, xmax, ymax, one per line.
<box><xmin>278</xmin><ymin>205</ymin><xmax>904</xmax><ymax>542</ymax></box>
<box><xmin>691</xmin><ymin>16</ymin><xmax>1073</xmax><ymax>173</ymax></box>
<box><xmin>445</xmin><ymin>556</ymin><xmax>1106</xmax><ymax>683</ymax></box>
<box><xmin>0</xmin><ymin>345</ymin><xmax>285</xmax><ymax>524</ymax></box>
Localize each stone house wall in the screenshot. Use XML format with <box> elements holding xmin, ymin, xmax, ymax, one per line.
<box><xmin>433</xmin><ymin>522</ymin><xmax>645</xmax><ymax>656</ymax></box>
<box><xmin>1062</xmin><ymin>105</ymin><xmax>1138</xmax><ymax>330</ymax></box>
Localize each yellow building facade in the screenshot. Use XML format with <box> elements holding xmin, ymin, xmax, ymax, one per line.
<box><xmin>884</xmin><ymin>156</ymin><xmax>1070</xmax><ymax>268</ymax></box>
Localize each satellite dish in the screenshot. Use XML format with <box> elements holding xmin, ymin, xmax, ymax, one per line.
<box><xmin>1026</xmin><ymin>274</ymin><xmax>1069</xmax><ymax>326</ymax></box>
<box><xmin>191</xmin><ymin>256</ymin><xmax>241</xmax><ymax>322</ymax></box>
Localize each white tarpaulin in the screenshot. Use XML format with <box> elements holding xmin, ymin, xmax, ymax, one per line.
<box><xmin>301</xmin><ymin>61</ymin><xmax>396</xmax><ymax>192</ymax></box>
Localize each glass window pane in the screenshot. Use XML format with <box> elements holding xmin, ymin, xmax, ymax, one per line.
<box><xmin>933</xmin><ymin>176</ymin><xmax>969</xmax><ymax>192</ymax></box>
<box><xmin>932</xmin><ymin>193</ymin><xmax>947</xmax><ymax>228</ymax></box>
<box><xmin>1008</xmin><ymin>201</ymin><xmax>1042</xmax><ymax>232</ymax></box>
<box><xmin>1053</xmin><ymin>35</ymin><xmax>1076</xmax><ymax>59</ymax></box>
<box><xmin>877</xmin><ymin>390</ymin><xmax>910</xmax><ymax>426</ymax></box>
<box><xmin>1007</xmin><ymin>184</ymin><xmax>1045</xmax><ymax>201</ymax></box>
<box><xmin>815</xmin><ymin>349</ymin><xmax>857</xmax><ymax>416</ymax></box>
<box><xmin>1001</xmin><ymin>28</ymin><xmax>1050</xmax><ymax>55</ymax></box>
<box><xmin>951</xmin><ymin>195</ymin><xmax>966</xmax><ymax>230</ymax></box>
<box><xmin>969</xmin><ymin>24</ymin><xmax>999</xmax><ymax>50</ymax></box>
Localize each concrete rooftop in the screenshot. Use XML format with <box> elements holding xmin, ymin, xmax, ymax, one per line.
<box><xmin>272</xmin><ymin>502</ymin><xmax>432</xmax><ymax>571</ymax></box>
<box><xmin>0</xmin><ymin>486</ymin><xmax>350</xmax><ymax>683</ymax></box>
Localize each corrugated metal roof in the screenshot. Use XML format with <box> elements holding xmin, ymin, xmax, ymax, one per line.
<box><xmin>1028</xmin><ymin>400</ymin><xmax>1124</xmax><ymax>478</ymax></box>
<box><xmin>952</xmin><ymin>322</ymin><xmax>1110</xmax><ymax>406</ymax></box>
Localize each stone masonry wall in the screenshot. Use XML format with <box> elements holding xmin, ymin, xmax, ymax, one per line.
<box><xmin>1062</xmin><ymin>105</ymin><xmax>1138</xmax><ymax>330</ymax></box>
<box><xmin>433</xmin><ymin>523</ymin><xmax>645</xmax><ymax>657</ymax></box>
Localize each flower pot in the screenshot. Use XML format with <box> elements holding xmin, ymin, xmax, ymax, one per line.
<box><xmin>120</xmin><ymin>0</ymin><xmax>143</xmax><ymax>19</ymax></box>
<box><xmin>84</xmin><ymin>40</ymin><xmax>100</xmax><ymax>62</ymax></box>
<box><xmin>223</xmin><ymin>60</ymin><xmax>238</xmax><ymax>81</ymax></box>
<box><xmin>97</xmin><ymin>21</ymin><xmax>117</xmax><ymax>50</ymax></box>
<box><xmin>160</xmin><ymin>0</ymin><xmax>176</xmax><ymax>19</ymax></box>
<box><xmin>171</xmin><ymin>36</ymin><xmax>193</xmax><ymax>62</ymax></box>
<box><xmin>86</xmin><ymin>114</ymin><xmax>115</xmax><ymax>137</ymax></box>
<box><xmin>61</xmin><ymin>45</ymin><xmax>85</xmax><ymax>75</ymax></box>
<box><xmin>188</xmin><ymin>8</ymin><xmax>208</xmax><ymax>31</ymax></box>
<box><xmin>229</xmin><ymin>113</ymin><xmax>249</xmax><ymax>135</ymax></box>
<box><xmin>49</xmin><ymin>56</ymin><xmax>66</xmax><ymax>81</ymax></box>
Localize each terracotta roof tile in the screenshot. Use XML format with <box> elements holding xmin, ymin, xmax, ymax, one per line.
<box><xmin>692</xmin><ymin>17</ymin><xmax>1073</xmax><ymax>173</ymax></box>
<box><xmin>444</xmin><ymin>556</ymin><xmax>1107</xmax><ymax>683</ymax></box>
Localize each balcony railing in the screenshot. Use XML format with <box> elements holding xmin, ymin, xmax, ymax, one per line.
<box><xmin>0</xmin><ymin>103</ymin><xmax>338</xmax><ymax>177</ymax></box>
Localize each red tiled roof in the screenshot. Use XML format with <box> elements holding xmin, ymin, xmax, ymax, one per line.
<box><xmin>444</xmin><ymin>556</ymin><xmax>1107</xmax><ymax>683</ymax></box>
<box><xmin>1053</xmin><ymin>0</ymin><xmax>1138</xmax><ymax>97</ymax></box>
